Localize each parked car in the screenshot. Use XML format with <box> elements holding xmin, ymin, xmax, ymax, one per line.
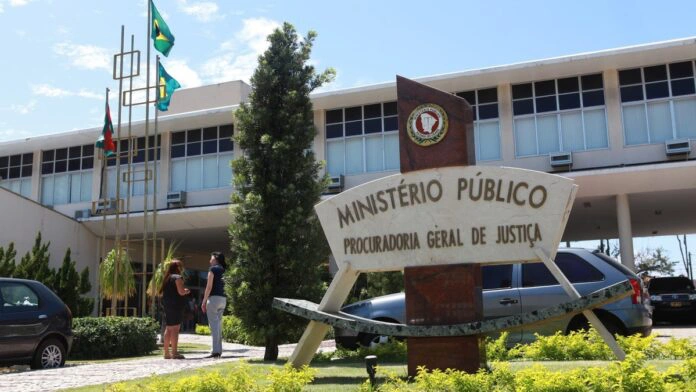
<box><xmin>647</xmin><ymin>276</ymin><xmax>696</xmax><ymax>322</ymax></box>
<box><xmin>336</xmin><ymin>248</ymin><xmax>652</xmax><ymax>349</ymax></box>
<box><xmin>0</xmin><ymin>278</ymin><xmax>73</xmax><ymax>369</ymax></box>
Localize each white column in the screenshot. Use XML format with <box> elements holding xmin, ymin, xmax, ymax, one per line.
<box><xmin>616</xmin><ymin>194</ymin><xmax>635</xmax><ymax>271</ymax></box>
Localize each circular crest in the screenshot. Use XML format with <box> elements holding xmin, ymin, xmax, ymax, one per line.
<box><xmin>406</xmin><ymin>104</ymin><xmax>449</xmax><ymax>147</ymax></box>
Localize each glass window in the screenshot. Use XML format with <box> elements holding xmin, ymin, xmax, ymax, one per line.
<box><xmin>40</xmin><ymin>145</ymin><xmax>93</xmax><ymax>205</ymax></box>
<box><xmin>170</xmin><ymin>125</ymin><xmax>235</xmax><ymax>192</ymax></box>
<box><xmin>482</xmin><ymin>265</ymin><xmax>513</xmax><ymax>290</ymax></box>
<box><xmin>456</xmin><ymin>88</ymin><xmax>501</xmax><ymax>161</ymax></box>
<box><xmin>620</xmin><ymin>61</ymin><xmax>696</xmax><ymax>145</ymax></box>
<box><xmin>325</xmin><ymin>102</ymin><xmax>400</xmax><ymax>176</ymax></box>
<box><xmin>513</xmin><ymin>74</ymin><xmax>608</xmax><ymax>157</ymax></box>
<box><xmin>522</xmin><ymin>263</ymin><xmax>557</xmax><ymax>287</ymax></box>
<box><xmin>0</xmin><ymin>152</ymin><xmax>33</xmax><ymax>198</ymax></box>
<box><xmin>1</xmin><ymin>283</ymin><xmax>39</xmax><ymax>311</ymax></box>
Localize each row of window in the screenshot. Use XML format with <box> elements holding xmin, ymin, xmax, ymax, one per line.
<box><xmin>620</xmin><ymin>61</ymin><xmax>696</xmax><ymax>145</ymax></box>
<box><xmin>0</xmin><ymin>153</ymin><xmax>33</xmax><ymax>198</ymax></box>
<box><xmin>325</xmin><ymin>65</ymin><xmax>696</xmax><ymax>175</ymax></box>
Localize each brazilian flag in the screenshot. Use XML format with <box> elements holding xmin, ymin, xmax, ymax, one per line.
<box><xmin>157</xmin><ymin>62</ymin><xmax>181</xmax><ymax>111</ymax></box>
<box><xmin>151</xmin><ymin>0</ymin><xmax>174</xmax><ymax>57</ymax></box>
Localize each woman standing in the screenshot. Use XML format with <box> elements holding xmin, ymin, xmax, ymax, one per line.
<box><xmin>159</xmin><ymin>259</ymin><xmax>190</xmax><ymax>359</ymax></box>
<box><xmin>201</xmin><ymin>252</ymin><xmax>227</xmax><ymax>358</ymax></box>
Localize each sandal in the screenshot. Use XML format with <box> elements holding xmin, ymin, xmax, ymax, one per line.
<box><xmin>172</xmin><ymin>353</ymin><xmax>185</xmax><ymax>359</ymax></box>
<box><xmin>164</xmin><ymin>354</ymin><xmax>172</xmax><ymax>359</ymax></box>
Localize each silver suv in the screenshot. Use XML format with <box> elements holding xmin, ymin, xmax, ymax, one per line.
<box><xmin>335</xmin><ymin>248</ymin><xmax>652</xmax><ymax>348</ymax></box>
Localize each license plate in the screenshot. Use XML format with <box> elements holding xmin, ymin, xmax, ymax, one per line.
<box><xmin>670</xmin><ymin>302</ymin><xmax>683</xmax><ymax>308</ymax></box>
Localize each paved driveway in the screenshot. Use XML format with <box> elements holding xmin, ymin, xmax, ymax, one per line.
<box><xmin>0</xmin><ymin>335</ymin><xmax>335</xmax><ymax>392</ymax></box>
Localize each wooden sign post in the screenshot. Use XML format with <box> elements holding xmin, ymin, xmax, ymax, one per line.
<box><xmin>396</xmin><ymin>76</ymin><xmax>482</xmax><ymax>375</ymax></box>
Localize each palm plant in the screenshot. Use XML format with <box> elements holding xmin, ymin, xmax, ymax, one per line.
<box><xmin>146</xmin><ymin>241</ymin><xmax>179</xmax><ymax>298</ymax></box>
<box><xmin>99</xmin><ymin>248</ymin><xmax>136</xmax><ymax>302</ymax></box>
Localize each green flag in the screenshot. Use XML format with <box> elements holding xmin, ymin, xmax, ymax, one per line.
<box><xmin>157</xmin><ymin>62</ymin><xmax>181</xmax><ymax>111</ymax></box>
<box><xmin>150</xmin><ymin>0</ymin><xmax>174</xmax><ymax>56</ymax></box>
<box><xmin>96</xmin><ymin>100</ymin><xmax>116</xmax><ymax>157</ymax></box>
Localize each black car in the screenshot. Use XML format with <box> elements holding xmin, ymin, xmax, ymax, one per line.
<box><xmin>648</xmin><ymin>276</ymin><xmax>696</xmax><ymax>322</ymax></box>
<box><xmin>0</xmin><ymin>278</ymin><xmax>73</xmax><ymax>369</ymax></box>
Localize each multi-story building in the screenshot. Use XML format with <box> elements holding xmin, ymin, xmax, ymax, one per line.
<box><xmin>1</xmin><ymin>37</ymin><xmax>695</xmax><ymax>314</ymax></box>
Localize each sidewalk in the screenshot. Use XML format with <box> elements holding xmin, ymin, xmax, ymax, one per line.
<box><xmin>0</xmin><ymin>334</ymin><xmax>336</xmax><ymax>392</ymax></box>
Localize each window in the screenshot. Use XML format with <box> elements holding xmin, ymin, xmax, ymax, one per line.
<box><xmin>41</xmin><ymin>145</ymin><xmax>93</xmax><ymax>205</ymax></box>
<box><xmin>482</xmin><ymin>264</ymin><xmax>513</xmax><ymax>290</ymax></box>
<box><xmin>522</xmin><ymin>253</ymin><xmax>605</xmax><ymax>287</ymax></box>
<box><xmin>0</xmin><ymin>153</ymin><xmax>32</xmax><ymax>198</ymax></box>
<box><xmin>512</xmin><ymin>74</ymin><xmax>608</xmax><ymax>157</ymax></box>
<box><xmin>325</xmin><ymin>102</ymin><xmax>399</xmax><ymax>177</ymax></box>
<box><xmin>619</xmin><ymin>61</ymin><xmax>696</xmax><ymax>145</ymax></box>
<box><xmin>105</xmin><ymin>136</ymin><xmax>162</xmax><ymax>198</ymax></box>
<box><xmin>456</xmin><ymin>87</ymin><xmax>501</xmax><ymax>161</ymax></box>
<box><xmin>1</xmin><ymin>282</ymin><xmax>39</xmax><ymax>311</ymax></box>
<box><xmin>170</xmin><ymin>124</ymin><xmax>233</xmax><ymax>192</ymax></box>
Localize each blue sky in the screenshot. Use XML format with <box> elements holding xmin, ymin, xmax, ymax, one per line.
<box><xmin>0</xmin><ymin>0</ymin><xmax>694</xmax><ymax>272</ymax></box>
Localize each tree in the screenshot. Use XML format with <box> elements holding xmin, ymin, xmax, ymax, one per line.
<box><xmin>349</xmin><ymin>272</ymin><xmax>404</xmax><ymax>303</ymax></box>
<box><xmin>99</xmin><ymin>248</ymin><xmax>135</xmax><ymax>312</ymax></box>
<box><xmin>596</xmin><ymin>239</ymin><xmax>620</xmax><ymax>258</ymax></box>
<box><xmin>55</xmin><ymin>249</ymin><xmax>94</xmax><ymax>317</ymax></box>
<box><xmin>14</xmin><ymin>232</ymin><xmax>55</xmax><ymax>287</ymax></box>
<box><xmin>227</xmin><ymin>22</ymin><xmax>334</xmax><ymax>361</ymax></box>
<box><xmin>0</xmin><ymin>242</ymin><xmax>17</xmax><ymax>277</ymax></box>
<box><xmin>634</xmin><ymin>247</ymin><xmax>676</xmax><ymax>277</ymax></box>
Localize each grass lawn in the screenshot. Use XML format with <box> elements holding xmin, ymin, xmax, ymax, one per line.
<box><xmin>62</xmin><ymin>358</ymin><xmax>685</xmax><ymax>392</ymax></box>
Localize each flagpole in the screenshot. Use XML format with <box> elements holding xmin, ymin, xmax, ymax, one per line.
<box><xmin>99</xmin><ymin>87</ymin><xmax>110</xmax><ymax>317</ymax></box>
<box><xmin>143</xmin><ymin>0</ymin><xmax>152</xmax><ymax>317</ymax></box>
<box><xmin>152</xmin><ymin>55</ymin><xmax>160</xmax><ymax>318</ymax></box>
<box><xmin>112</xmin><ymin>25</ymin><xmax>126</xmax><ymax>317</ymax></box>
<box><xmin>124</xmin><ymin>33</ymin><xmax>135</xmax><ymax>315</ymax></box>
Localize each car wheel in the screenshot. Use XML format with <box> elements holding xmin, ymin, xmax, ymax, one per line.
<box><xmin>567</xmin><ymin>314</ymin><xmax>626</xmax><ymax>337</ymax></box>
<box><xmin>31</xmin><ymin>338</ymin><xmax>66</xmax><ymax>369</ymax></box>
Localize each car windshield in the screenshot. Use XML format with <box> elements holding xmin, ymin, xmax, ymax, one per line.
<box><xmin>648</xmin><ymin>277</ymin><xmax>695</xmax><ymax>292</ymax></box>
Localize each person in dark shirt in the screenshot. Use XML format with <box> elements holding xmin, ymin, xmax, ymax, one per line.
<box><xmin>159</xmin><ymin>259</ymin><xmax>190</xmax><ymax>359</ymax></box>
<box><xmin>201</xmin><ymin>252</ymin><xmax>227</xmax><ymax>358</ymax></box>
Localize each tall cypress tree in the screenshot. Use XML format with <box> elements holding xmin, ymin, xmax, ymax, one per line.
<box><xmin>227</xmin><ymin>22</ymin><xmax>334</xmax><ymax>361</ymax></box>
<box><xmin>14</xmin><ymin>232</ymin><xmax>55</xmax><ymax>287</ymax></box>
<box><xmin>0</xmin><ymin>242</ymin><xmax>17</xmax><ymax>277</ymax></box>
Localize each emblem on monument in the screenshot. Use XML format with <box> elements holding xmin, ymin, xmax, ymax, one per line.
<box><xmin>407</xmin><ymin>103</ymin><xmax>448</xmax><ymax>146</ymax></box>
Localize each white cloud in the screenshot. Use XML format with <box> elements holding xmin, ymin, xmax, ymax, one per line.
<box><xmin>53</xmin><ymin>42</ymin><xmax>111</xmax><ymax>71</ymax></box>
<box><xmin>32</xmin><ymin>84</ymin><xmax>102</xmax><ymax>100</ymax></box>
<box><xmin>178</xmin><ymin>0</ymin><xmax>221</xmax><ymax>22</ymax></box>
<box><xmin>201</xmin><ymin>17</ymin><xmax>280</xmax><ymax>83</ymax></box>
<box><xmin>165</xmin><ymin>59</ymin><xmax>202</xmax><ymax>88</ymax></box>
<box><xmin>0</xmin><ymin>128</ymin><xmax>32</xmax><ymax>142</ymax></box>
<box><xmin>7</xmin><ymin>100</ymin><xmax>37</xmax><ymax>115</ymax></box>
<box><xmin>0</xmin><ymin>3</ymin><xmax>4</xmax><ymax>13</ymax></box>
<box><xmin>9</xmin><ymin>0</ymin><xmax>33</xmax><ymax>6</ymax></box>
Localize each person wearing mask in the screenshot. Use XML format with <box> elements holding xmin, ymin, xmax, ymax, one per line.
<box><xmin>201</xmin><ymin>252</ymin><xmax>227</xmax><ymax>358</ymax></box>
<box><xmin>160</xmin><ymin>259</ymin><xmax>190</xmax><ymax>359</ymax></box>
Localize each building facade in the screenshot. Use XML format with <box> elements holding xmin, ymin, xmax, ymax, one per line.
<box><xmin>1</xmin><ymin>38</ymin><xmax>696</xmax><ymax>313</ymax></box>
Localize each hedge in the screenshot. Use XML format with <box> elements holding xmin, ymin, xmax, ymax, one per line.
<box><xmin>70</xmin><ymin>317</ymin><xmax>158</xmax><ymax>359</ymax></box>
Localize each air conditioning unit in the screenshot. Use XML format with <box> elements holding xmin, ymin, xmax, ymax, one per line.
<box><xmin>326</xmin><ymin>175</ymin><xmax>345</xmax><ymax>194</ymax></box>
<box><xmin>74</xmin><ymin>209</ymin><xmax>91</xmax><ymax>220</ymax></box>
<box><xmin>549</xmin><ymin>152</ymin><xmax>572</xmax><ymax>168</ymax></box>
<box><xmin>94</xmin><ymin>198</ymin><xmax>119</xmax><ymax>215</ymax></box>
<box><xmin>665</xmin><ymin>139</ymin><xmax>691</xmax><ymax>156</ymax></box>
<box><xmin>167</xmin><ymin>191</ymin><xmax>186</xmax><ymax>208</ymax></box>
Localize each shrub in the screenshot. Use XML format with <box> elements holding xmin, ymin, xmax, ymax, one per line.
<box><xmin>71</xmin><ymin>317</ymin><xmax>158</xmax><ymax>359</ymax></box>
<box><xmin>222</xmin><ymin>315</ymin><xmax>264</xmax><ymax>346</ymax></box>
<box><xmin>315</xmin><ymin>340</ymin><xmax>407</xmax><ymax>362</ymax></box>
<box><xmin>106</xmin><ymin>362</ymin><xmax>315</xmax><ymax>392</ymax></box>
<box><xmin>195</xmin><ymin>324</ymin><xmax>211</xmax><ymax>335</ymax></box>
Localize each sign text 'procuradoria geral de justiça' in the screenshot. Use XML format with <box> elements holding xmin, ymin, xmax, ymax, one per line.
<box><xmin>314</xmin><ymin>166</ymin><xmax>576</xmax><ymax>271</ymax></box>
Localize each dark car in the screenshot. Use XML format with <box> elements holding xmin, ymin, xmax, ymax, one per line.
<box><xmin>648</xmin><ymin>276</ymin><xmax>696</xmax><ymax>322</ymax></box>
<box><xmin>0</xmin><ymin>278</ymin><xmax>73</xmax><ymax>369</ymax></box>
<box><xmin>336</xmin><ymin>248</ymin><xmax>652</xmax><ymax>349</ymax></box>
